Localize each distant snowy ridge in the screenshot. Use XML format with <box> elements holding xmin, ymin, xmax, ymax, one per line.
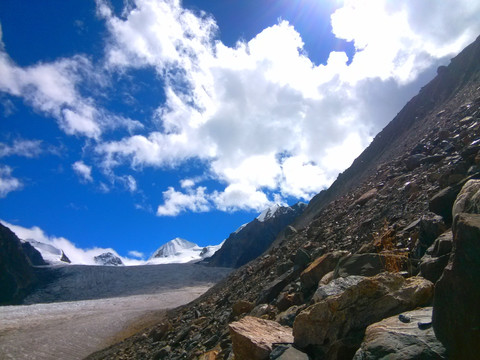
<box><xmin>256</xmin><ymin>204</ymin><xmax>282</xmax><ymax>222</ymax></box>
<box><xmin>149</xmin><ymin>238</ymin><xmax>223</xmax><ymax>264</ymax></box>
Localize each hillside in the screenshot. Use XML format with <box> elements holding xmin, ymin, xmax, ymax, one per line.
<box><xmin>87</xmin><ymin>35</ymin><xmax>480</xmax><ymax>360</ymax></box>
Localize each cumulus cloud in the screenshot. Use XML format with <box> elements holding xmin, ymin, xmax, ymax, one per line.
<box><xmin>94</xmin><ymin>0</ymin><xmax>480</xmax><ymax>213</ymax></box>
<box><xmin>72</xmin><ymin>161</ymin><xmax>93</xmax><ymax>183</ymax></box>
<box><xmin>2</xmin><ymin>0</ymin><xmax>480</xmax><ymax>213</ymax></box>
<box><xmin>0</xmin><ymin>165</ymin><xmax>22</xmax><ymax>197</ymax></box>
<box><xmin>1</xmin><ymin>220</ymin><xmax>145</xmax><ymax>266</ymax></box>
<box><xmin>157</xmin><ymin>186</ymin><xmax>210</xmax><ymax>216</ymax></box>
<box><xmin>0</xmin><ymin>139</ymin><xmax>43</xmax><ymax>158</ymax></box>
<box><xmin>0</xmin><ymin>30</ymin><xmax>143</xmax><ymax>139</ymax></box>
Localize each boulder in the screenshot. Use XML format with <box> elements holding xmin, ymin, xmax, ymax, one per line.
<box><xmin>402</xmin><ymin>214</ymin><xmax>447</xmax><ymax>259</ymax></box>
<box><xmin>429</xmin><ymin>173</ymin><xmax>480</xmax><ymax>224</ymax></box>
<box><xmin>433</xmin><ymin>213</ymin><xmax>480</xmax><ymax>359</ymax></box>
<box><xmin>270</xmin><ymin>344</ymin><xmax>309</xmax><ymax>360</ymax></box>
<box><xmin>293</xmin><ymin>273</ymin><xmax>433</xmax><ymax>359</ymax></box>
<box><xmin>353</xmin><ymin>307</ymin><xmax>446</xmax><ymax>359</ymax></box>
<box><xmin>229</xmin><ymin>316</ymin><xmax>294</xmax><ymax>360</ymax></box>
<box><xmin>333</xmin><ymin>253</ymin><xmax>407</xmax><ymax>278</ymax></box>
<box><xmin>233</xmin><ymin>300</ymin><xmax>255</xmax><ymax>316</ymax></box>
<box><xmin>452</xmin><ymin>179</ymin><xmax>480</xmax><ymax>223</ymax></box>
<box><xmin>293</xmin><ymin>249</ymin><xmax>311</xmax><ymax>268</ymax></box>
<box><xmin>276</xmin><ymin>305</ymin><xmax>306</xmax><ymax>327</ymax></box>
<box><xmin>300</xmin><ymin>251</ymin><xmax>349</xmax><ymax>289</ymax></box>
<box><xmin>419</xmin><ymin>231</ymin><xmax>453</xmax><ymax>283</ymax></box>
<box><xmin>312</xmin><ymin>275</ymin><xmax>364</xmax><ymax>303</ymax></box>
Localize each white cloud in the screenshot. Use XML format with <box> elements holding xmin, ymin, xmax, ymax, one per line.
<box><xmin>0</xmin><ymin>165</ymin><xmax>22</xmax><ymax>197</ymax></box>
<box><xmin>157</xmin><ymin>186</ymin><xmax>210</xmax><ymax>216</ymax></box>
<box><xmin>0</xmin><ymin>139</ymin><xmax>43</xmax><ymax>158</ymax></box>
<box><xmin>72</xmin><ymin>161</ymin><xmax>93</xmax><ymax>183</ymax></box>
<box><xmin>128</xmin><ymin>250</ymin><xmax>144</xmax><ymax>259</ymax></box>
<box><xmin>94</xmin><ymin>0</ymin><xmax>480</xmax><ymax>213</ymax></box>
<box><xmin>1</xmin><ymin>220</ymin><xmax>146</xmax><ymax>266</ymax></box>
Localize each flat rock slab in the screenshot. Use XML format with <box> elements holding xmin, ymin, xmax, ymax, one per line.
<box><xmin>354</xmin><ymin>307</ymin><xmax>446</xmax><ymax>359</ymax></box>
<box><xmin>229</xmin><ymin>316</ymin><xmax>293</xmax><ymax>360</ymax></box>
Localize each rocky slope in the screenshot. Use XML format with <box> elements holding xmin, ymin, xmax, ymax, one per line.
<box><xmin>206</xmin><ymin>203</ymin><xmax>306</xmax><ymax>268</ymax></box>
<box><xmin>87</xmin><ymin>35</ymin><xmax>480</xmax><ymax>360</ymax></box>
<box><xmin>0</xmin><ymin>222</ymin><xmax>40</xmax><ymax>304</ymax></box>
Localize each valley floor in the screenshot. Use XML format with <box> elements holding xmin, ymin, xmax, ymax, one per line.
<box><xmin>0</xmin><ymin>285</ymin><xmax>212</xmax><ymax>360</ymax></box>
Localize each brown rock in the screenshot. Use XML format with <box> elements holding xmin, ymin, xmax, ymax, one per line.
<box><xmin>293</xmin><ymin>273</ymin><xmax>433</xmax><ymax>358</ymax></box>
<box><xmin>300</xmin><ymin>251</ymin><xmax>349</xmax><ymax>289</ymax></box>
<box><xmin>355</xmin><ymin>188</ymin><xmax>378</xmax><ymax>206</ymax></box>
<box><xmin>232</xmin><ymin>300</ymin><xmax>255</xmax><ymax>316</ymax></box>
<box><xmin>229</xmin><ymin>316</ymin><xmax>294</xmax><ymax>360</ymax></box>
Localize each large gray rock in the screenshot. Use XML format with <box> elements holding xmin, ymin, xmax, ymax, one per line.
<box><xmin>419</xmin><ymin>231</ymin><xmax>453</xmax><ymax>283</ymax></box>
<box><xmin>452</xmin><ymin>179</ymin><xmax>480</xmax><ymax>226</ymax></box>
<box><xmin>270</xmin><ymin>344</ymin><xmax>309</xmax><ymax>360</ymax></box>
<box><xmin>229</xmin><ymin>316</ymin><xmax>294</xmax><ymax>360</ymax></box>
<box><xmin>353</xmin><ymin>307</ymin><xmax>446</xmax><ymax>359</ymax></box>
<box><xmin>293</xmin><ymin>273</ymin><xmax>433</xmax><ymax>359</ymax></box>
<box><xmin>433</xmin><ymin>213</ymin><xmax>480</xmax><ymax>359</ymax></box>
<box><xmin>312</xmin><ymin>275</ymin><xmax>364</xmax><ymax>303</ymax></box>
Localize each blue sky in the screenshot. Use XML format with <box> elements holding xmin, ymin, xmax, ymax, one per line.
<box><xmin>1</xmin><ymin>0</ymin><xmax>479</xmax><ymax>263</ymax></box>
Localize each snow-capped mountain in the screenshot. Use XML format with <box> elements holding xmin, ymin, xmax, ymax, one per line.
<box><xmin>94</xmin><ymin>252</ymin><xmax>124</xmax><ymax>266</ymax></box>
<box><xmin>21</xmin><ymin>238</ymin><xmax>70</xmax><ymax>264</ymax></box>
<box><xmin>149</xmin><ymin>238</ymin><xmax>223</xmax><ymax>264</ymax></box>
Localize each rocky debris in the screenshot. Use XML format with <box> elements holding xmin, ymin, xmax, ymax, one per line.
<box><xmin>419</xmin><ymin>231</ymin><xmax>453</xmax><ymax>283</ymax></box>
<box><xmin>0</xmin><ymin>222</ymin><xmax>38</xmax><ymax>305</ymax></box>
<box><xmin>256</xmin><ymin>266</ymin><xmax>302</xmax><ymax>305</ymax></box>
<box><xmin>353</xmin><ymin>307</ymin><xmax>446</xmax><ymax>359</ymax></box>
<box><xmin>293</xmin><ymin>273</ymin><xmax>433</xmax><ymax>359</ymax></box>
<box><xmin>229</xmin><ymin>316</ymin><xmax>293</xmax><ymax>360</ymax></box>
<box><xmin>354</xmin><ymin>188</ymin><xmax>378</xmax><ymax>206</ymax></box>
<box><xmin>433</xmin><ymin>213</ymin><xmax>480</xmax><ymax>359</ymax></box>
<box><xmin>300</xmin><ymin>251</ymin><xmax>349</xmax><ymax>289</ymax></box>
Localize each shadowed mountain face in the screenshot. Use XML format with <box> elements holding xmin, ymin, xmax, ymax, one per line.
<box><xmin>0</xmin><ymin>222</ymin><xmax>39</xmax><ymax>305</ymax></box>
<box><xmin>86</xmin><ymin>35</ymin><xmax>480</xmax><ymax>360</ymax></box>
<box><xmin>206</xmin><ymin>203</ymin><xmax>307</xmax><ymax>268</ymax></box>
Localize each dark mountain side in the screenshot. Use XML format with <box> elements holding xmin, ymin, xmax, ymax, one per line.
<box><xmin>0</xmin><ymin>222</ymin><xmax>40</xmax><ymax>305</ymax></box>
<box><xmin>206</xmin><ymin>203</ymin><xmax>306</xmax><ymax>268</ymax></box>
<box><xmin>88</xmin><ymin>36</ymin><xmax>480</xmax><ymax>360</ymax></box>
<box><xmin>297</xmin><ymin>35</ymin><xmax>480</xmax><ymax>229</ymax></box>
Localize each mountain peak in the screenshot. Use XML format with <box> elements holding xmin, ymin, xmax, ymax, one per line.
<box><xmin>150</xmin><ymin>238</ymin><xmax>197</xmax><ymax>259</ymax></box>
<box><xmin>256</xmin><ymin>204</ymin><xmax>282</xmax><ymax>222</ymax></box>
